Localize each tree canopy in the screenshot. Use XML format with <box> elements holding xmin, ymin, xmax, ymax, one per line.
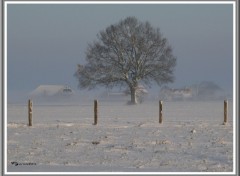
<box><xmin>75</xmin><ymin>17</ymin><xmax>176</xmax><ymax>104</ymax></box>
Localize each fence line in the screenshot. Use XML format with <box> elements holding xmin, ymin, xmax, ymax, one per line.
<box><xmin>21</xmin><ymin>100</ymin><xmax>232</xmax><ymax>126</ymax></box>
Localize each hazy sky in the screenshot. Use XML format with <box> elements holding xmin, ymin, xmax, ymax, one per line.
<box><xmin>7</xmin><ymin>3</ymin><xmax>233</xmax><ymax>94</ymax></box>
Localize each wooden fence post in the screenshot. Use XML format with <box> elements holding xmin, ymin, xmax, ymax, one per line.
<box><xmin>28</xmin><ymin>99</ymin><xmax>33</xmax><ymax>126</ymax></box>
<box><xmin>223</xmin><ymin>100</ymin><xmax>228</xmax><ymax>124</ymax></box>
<box><xmin>159</xmin><ymin>100</ymin><xmax>163</xmax><ymax>124</ymax></box>
<box><xmin>94</xmin><ymin>100</ymin><xmax>98</xmax><ymax>125</ymax></box>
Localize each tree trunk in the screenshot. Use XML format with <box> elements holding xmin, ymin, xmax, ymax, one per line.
<box><xmin>130</xmin><ymin>87</ymin><xmax>137</xmax><ymax>104</ymax></box>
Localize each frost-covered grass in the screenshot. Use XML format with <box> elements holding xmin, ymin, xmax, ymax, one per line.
<box><xmin>7</xmin><ymin>100</ymin><xmax>233</xmax><ymax>172</ymax></box>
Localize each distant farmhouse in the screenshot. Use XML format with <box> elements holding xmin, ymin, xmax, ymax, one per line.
<box><xmin>159</xmin><ymin>81</ymin><xmax>228</xmax><ymax>101</ymax></box>
<box><xmin>29</xmin><ymin>85</ymin><xmax>74</xmax><ymax>101</ymax></box>
<box><xmin>160</xmin><ymin>86</ymin><xmax>193</xmax><ymax>101</ymax></box>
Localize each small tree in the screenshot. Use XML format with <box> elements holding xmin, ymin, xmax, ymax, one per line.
<box><xmin>75</xmin><ymin>17</ymin><xmax>176</xmax><ymax>104</ymax></box>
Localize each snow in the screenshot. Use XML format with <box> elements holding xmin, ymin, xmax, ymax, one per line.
<box><xmin>7</xmin><ymin>100</ymin><xmax>234</xmax><ymax>173</ymax></box>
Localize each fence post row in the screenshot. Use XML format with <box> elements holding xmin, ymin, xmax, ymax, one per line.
<box><xmin>28</xmin><ymin>99</ymin><xmax>33</xmax><ymax>126</ymax></box>
<box><xmin>224</xmin><ymin>100</ymin><xmax>228</xmax><ymax>124</ymax></box>
<box><xmin>159</xmin><ymin>100</ymin><xmax>163</xmax><ymax>124</ymax></box>
<box><xmin>25</xmin><ymin>99</ymin><xmax>228</xmax><ymax>126</ymax></box>
<box><xmin>94</xmin><ymin>100</ymin><xmax>98</xmax><ymax>125</ymax></box>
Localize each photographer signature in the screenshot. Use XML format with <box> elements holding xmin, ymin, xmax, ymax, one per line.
<box><xmin>11</xmin><ymin>162</ymin><xmax>36</xmax><ymax>166</ymax></box>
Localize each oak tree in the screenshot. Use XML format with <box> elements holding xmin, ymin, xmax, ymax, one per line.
<box><xmin>75</xmin><ymin>17</ymin><xmax>176</xmax><ymax>104</ymax></box>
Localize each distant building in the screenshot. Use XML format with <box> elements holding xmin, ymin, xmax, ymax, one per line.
<box><xmin>160</xmin><ymin>86</ymin><xmax>193</xmax><ymax>101</ymax></box>
<box><xmin>29</xmin><ymin>85</ymin><xmax>74</xmax><ymax>101</ymax></box>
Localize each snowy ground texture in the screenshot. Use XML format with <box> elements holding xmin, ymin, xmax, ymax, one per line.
<box><xmin>7</xmin><ymin>100</ymin><xmax>233</xmax><ymax>173</ymax></box>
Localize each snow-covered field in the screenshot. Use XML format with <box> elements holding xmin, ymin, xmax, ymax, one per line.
<box><xmin>7</xmin><ymin>100</ymin><xmax>234</xmax><ymax>173</ymax></box>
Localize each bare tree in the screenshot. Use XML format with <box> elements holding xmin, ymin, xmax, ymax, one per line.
<box><xmin>75</xmin><ymin>17</ymin><xmax>176</xmax><ymax>104</ymax></box>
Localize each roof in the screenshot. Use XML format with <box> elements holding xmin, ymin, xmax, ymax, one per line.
<box><xmin>30</xmin><ymin>85</ymin><xmax>73</xmax><ymax>97</ymax></box>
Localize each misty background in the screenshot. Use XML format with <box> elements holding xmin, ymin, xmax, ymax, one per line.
<box><xmin>7</xmin><ymin>3</ymin><xmax>233</xmax><ymax>103</ymax></box>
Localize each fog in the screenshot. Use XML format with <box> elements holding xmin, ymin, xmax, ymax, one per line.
<box><xmin>6</xmin><ymin>3</ymin><xmax>234</xmax><ymax>104</ymax></box>
<box><xmin>7</xmin><ymin>82</ymin><xmax>232</xmax><ymax>105</ymax></box>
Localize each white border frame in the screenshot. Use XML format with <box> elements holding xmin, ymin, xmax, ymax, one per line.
<box><xmin>4</xmin><ymin>1</ymin><xmax>237</xmax><ymax>175</ymax></box>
